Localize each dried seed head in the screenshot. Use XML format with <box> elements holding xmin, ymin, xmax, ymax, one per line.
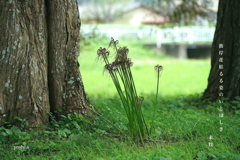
<box><xmin>154</xmin><ymin>64</ymin><xmax>163</xmax><ymax>72</ymax></box>
<box><xmin>104</xmin><ymin>64</ymin><xmax>113</xmax><ymax>72</ymax></box>
<box><xmin>126</xmin><ymin>58</ymin><xmax>133</xmax><ymax>67</ymax></box>
<box><xmin>97</xmin><ymin>47</ymin><xmax>109</xmax><ymax>61</ymax></box>
<box><xmin>114</xmin><ymin>40</ymin><xmax>119</xmax><ymax>45</ymax></box>
<box><xmin>154</xmin><ymin>64</ymin><xmax>163</xmax><ymax>78</ymax></box>
<box><xmin>115</xmin><ymin>46</ymin><xmax>129</xmax><ymax>62</ymax></box>
<box><xmin>109</xmin><ymin>37</ymin><xmax>119</xmax><ymax>48</ymax></box>
<box><xmin>122</xmin><ymin>46</ymin><xmax>129</xmax><ymax>54</ymax></box>
<box><xmin>112</xmin><ymin>61</ymin><xmax>121</xmax><ymax>69</ymax></box>
<box><xmin>103</xmin><ymin>64</ymin><xmax>114</xmax><ymax>75</ymax></box>
<box><xmin>154</xmin><ymin>64</ymin><xmax>163</xmax><ymax>70</ymax></box>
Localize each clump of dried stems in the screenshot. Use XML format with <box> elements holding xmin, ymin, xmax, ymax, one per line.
<box><xmin>97</xmin><ymin>38</ymin><xmax>148</xmax><ymax>143</ymax></box>
<box><xmin>97</xmin><ymin>38</ymin><xmax>163</xmax><ymax>143</ymax></box>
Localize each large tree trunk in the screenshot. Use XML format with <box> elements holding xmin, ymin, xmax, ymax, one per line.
<box><xmin>202</xmin><ymin>0</ymin><xmax>240</xmax><ymax>101</ymax></box>
<box><xmin>46</xmin><ymin>1</ymin><xmax>92</xmax><ymax>117</ymax></box>
<box><xmin>0</xmin><ymin>0</ymin><xmax>92</xmax><ymax>127</ymax></box>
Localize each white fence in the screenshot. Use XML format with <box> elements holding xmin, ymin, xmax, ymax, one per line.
<box><xmin>81</xmin><ymin>24</ymin><xmax>157</xmax><ymax>41</ymax></box>
<box><xmin>156</xmin><ymin>27</ymin><xmax>215</xmax><ymax>47</ymax></box>
<box><xmin>81</xmin><ymin>25</ymin><xmax>215</xmax><ymax>46</ymax></box>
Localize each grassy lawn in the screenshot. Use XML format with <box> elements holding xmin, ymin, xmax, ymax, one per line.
<box><xmin>1</xmin><ymin>40</ymin><xmax>240</xmax><ymax>160</ymax></box>
<box><xmin>79</xmin><ymin>40</ymin><xmax>210</xmax><ymax>97</ymax></box>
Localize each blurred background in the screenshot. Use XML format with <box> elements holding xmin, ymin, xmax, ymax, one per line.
<box><xmin>77</xmin><ymin>0</ymin><xmax>218</xmax><ymax>98</ymax></box>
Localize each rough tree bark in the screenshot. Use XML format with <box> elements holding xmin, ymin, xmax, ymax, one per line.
<box><xmin>202</xmin><ymin>0</ymin><xmax>240</xmax><ymax>101</ymax></box>
<box><xmin>0</xmin><ymin>0</ymin><xmax>93</xmax><ymax>127</ymax></box>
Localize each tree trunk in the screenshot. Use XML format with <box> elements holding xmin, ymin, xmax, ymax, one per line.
<box><xmin>0</xmin><ymin>0</ymin><xmax>92</xmax><ymax>127</ymax></box>
<box><xmin>202</xmin><ymin>0</ymin><xmax>240</xmax><ymax>101</ymax></box>
<box><xmin>46</xmin><ymin>1</ymin><xmax>93</xmax><ymax>117</ymax></box>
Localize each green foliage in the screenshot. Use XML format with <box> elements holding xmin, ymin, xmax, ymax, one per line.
<box><xmin>0</xmin><ymin>125</ymin><xmax>28</xmax><ymax>143</ymax></box>
<box><xmin>0</xmin><ymin>117</ymin><xmax>30</xmax><ymax>144</ymax></box>
<box><xmin>1</xmin><ymin>96</ymin><xmax>240</xmax><ymax>159</ymax></box>
<box><xmin>48</xmin><ymin>112</ymin><xmax>89</xmax><ymax>136</ymax></box>
<box><xmin>230</xmin><ymin>96</ymin><xmax>240</xmax><ymax>115</ymax></box>
<box><xmin>14</xmin><ymin>117</ymin><xmax>30</xmax><ymax>130</ymax></box>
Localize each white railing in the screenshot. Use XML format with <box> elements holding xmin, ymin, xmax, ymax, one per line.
<box><xmin>81</xmin><ymin>24</ymin><xmax>157</xmax><ymax>41</ymax></box>
<box><xmin>81</xmin><ymin>25</ymin><xmax>215</xmax><ymax>46</ymax></box>
<box><xmin>157</xmin><ymin>27</ymin><xmax>215</xmax><ymax>47</ymax></box>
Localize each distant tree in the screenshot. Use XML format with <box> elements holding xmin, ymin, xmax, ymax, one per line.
<box><xmin>80</xmin><ymin>0</ymin><xmax>129</xmax><ymax>23</ymax></box>
<box><xmin>203</xmin><ymin>0</ymin><xmax>240</xmax><ymax>101</ymax></box>
<box><xmin>0</xmin><ymin>0</ymin><xmax>93</xmax><ymax>127</ymax></box>
<box><xmin>79</xmin><ymin>0</ymin><xmax>214</xmax><ymax>24</ymax></box>
<box><xmin>149</xmin><ymin>0</ymin><xmax>214</xmax><ymax>25</ymax></box>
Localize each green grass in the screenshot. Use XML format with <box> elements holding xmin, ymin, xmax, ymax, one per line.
<box><xmin>1</xmin><ymin>95</ymin><xmax>240</xmax><ymax>159</ymax></box>
<box><xmin>79</xmin><ymin>40</ymin><xmax>210</xmax><ymax>98</ymax></box>
<box><xmin>1</xmin><ymin>40</ymin><xmax>240</xmax><ymax>159</ymax></box>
